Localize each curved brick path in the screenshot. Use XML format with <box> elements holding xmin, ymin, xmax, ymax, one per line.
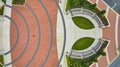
<box><xmin>10</xmin><ymin>0</ymin><xmax>58</xmax><ymax>67</ymax></box>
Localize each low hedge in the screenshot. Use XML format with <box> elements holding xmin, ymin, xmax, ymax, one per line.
<box><xmin>0</xmin><ymin>55</ymin><xmax>4</xmax><ymax>65</ymax></box>
<box><xmin>12</xmin><ymin>0</ymin><xmax>25</xmax><ymax>5</ymax></box>
<box><xmin>0</xmin><ymin>5</ymin><xmax>4</xmax><ymax>15</ymax></box>
<box><xmin>2</xmin><ymin>0</ymin><xmax>25</xmax><ymax>5</ymax></box>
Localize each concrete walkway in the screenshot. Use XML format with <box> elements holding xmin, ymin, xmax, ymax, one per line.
<box><xmin>57</xmin><ymin>0</ymin><xmax>103</xmax><ymax>66</ymax></box>
<box><xmin>0</xmin><ymin>16</ymin><xmax>4</xmax><ymax>54</ymax></box>
<box><xmin>3</xmin><ymin>0</ymin><xmax>12</xmax><ymax>67</ymax></box>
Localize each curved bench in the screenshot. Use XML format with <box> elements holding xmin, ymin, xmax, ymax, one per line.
<box><xmin>69</xmin><ymin>39</ymin><xmax>107</xmax><ymax>59</ymax></box>
<box><xmin>69</xmin><ymin>8</ymin><xmax>104</xmax><ymax>28</ymax></box>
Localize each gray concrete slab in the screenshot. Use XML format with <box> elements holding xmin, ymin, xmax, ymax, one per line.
<box><xmin>104</xmin><ymin>0</ymin><xmax>120</xmax><ymax>14</ymax></box>
<box><xmin>109</xmin><ymin>55</ymin><xmax>120</xmax><ymax>67</ymax></box>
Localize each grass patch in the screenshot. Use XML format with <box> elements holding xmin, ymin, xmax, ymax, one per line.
<box><xmin>72</xmin><ymin>37</ymin><xmax>95</xmax><ymax>50</ymax></box>
<box><xmin>0</xmin><ymin>55</ymin><xmax>4</xmax><ymax>66</ymax></box>
<box><xmin>72</xmin><ymin>16</ymin><xmax>95</xmax><ymax>29</ymax></box>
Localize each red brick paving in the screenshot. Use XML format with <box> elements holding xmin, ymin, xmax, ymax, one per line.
<box><xmin>118</xmin><ymin>17</ymin><xmax>120</xmax><ymax>48</ymax></box>
<box><xmin>103</xmin><ymin>9</ymin><xmax>117</xmax><ymax>62</ymax></box>
<box><xmin>11</xmin><ymin>8</ymin><xmax>30</xmax><ymax>67</ymax></box>
<box><xmin>10</xmin><ymin>0</ymin><xmax>58</xmax><ymax>67</ymax></box>
<box><xmin>40</xmin><ymin>1</ymin><xmax>58</xmax><ymax>67</ymax></box>
<box><xmin>98</xmin><ymin>56</ymin><xmax>108</xmax><ymax>67</ymax></box>
<box><xmin>91</xmin><ymin>63</ymin><xmax>96</xmax><ymax>67</ymax></box>
<box><xmin>90</xmin><ymin>0</ymin><xmax>96</xmax><ymax>3</ymax></box>
<box><xmin>98</xmin><ymin>0</ymin><xmax>107</xmax><ymax>10</ymax></box>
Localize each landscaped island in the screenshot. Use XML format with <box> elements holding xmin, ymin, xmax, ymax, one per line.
<box><xmin>65</xmin><ymin>0</ymin><xmax>109</xmax><ymax>67</ymax></box>
<box><xmin>72</xmin><ymin>16</ymin><xmax>95</xmax><ymax>29</ymax></box>
<box><xmin>72</xmin><ymin>37</ymin><xmax>95</xmax><ymax>50</ymax></box>
<box><xmin>67</xmin><ymin>40</ymin><xmax>109</xmax><ymax>67</ymax></box>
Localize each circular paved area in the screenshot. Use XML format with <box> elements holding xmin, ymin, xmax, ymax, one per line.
<box><xmin>9</xmin><ymin>0</ymin><xmax>58</xmax><ymax>67</ymax></box>
<box><xmin>65</xmin><ymin>13</ymin><xmax>103</xmax><ymax>53</ymax></box>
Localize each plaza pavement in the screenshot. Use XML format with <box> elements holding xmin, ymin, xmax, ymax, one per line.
<box><xmin>0</xmin><ymin>0</ymin><xmax>12</xmax><ymax>67</ymax></box>
<box><xmin>57</xmin><ymin>0</ymin><xmax>120</xmax><ymax>67</ymax></box>
<box><xmin>10</xmin><ymin>0</ymin><xmax>58</xmax><ymax>67</ymax></box>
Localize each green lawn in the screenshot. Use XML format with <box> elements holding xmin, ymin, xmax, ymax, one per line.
<box><xmin>72</xmin><ymin>16</ymin><xmax>95</xmax><ymax>29</ymax></box>
<box><xmin>72</xmin><ymin>37</ymin><xmax>95</xmax><ymax>50</ymax></box>
<box><xmin>0</xmin><ymin>55</ymin><xmax>4</xmax><ymax>67</ymax></box>
<box><xmin>66</xmin><ymin>0</ymin><xmax>87</xmax><ymax>11</ymax></box>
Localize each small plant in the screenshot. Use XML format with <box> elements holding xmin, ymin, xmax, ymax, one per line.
<box><xmin>100</xmin><ymin>51</ymin><xmax>106</xmax><ymax>56</ymax></box>
<box><xmin>98</xmin><ymin>10</ymin><xmax>106</xmax><ymax>16</ymax></box>
<box><xmin>89</xmin><ymin>3</ymin><xmax>97</xmax><ymax>10</ymax></box>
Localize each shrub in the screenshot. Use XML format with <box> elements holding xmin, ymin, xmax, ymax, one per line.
<box><xmin>12</xmin><ymin>0</ymin><xmax>25</xmax><ymax>5</ymax></box>
<box><xmin>0</xmin><ymin>5</ymin><xmax>4</xmax><ymax>15</ymax></box>
<box><xmin>98</xmin><ymin>10</ymin><xmax>106</xmax><ymax>16</ymax></box>
<box><xmin>0</xmin><ymin>55</ymin><xmax>4</xmax><ymax>65</ymax></box>
<box><xmin>89</xmin><ymin>3</ymin><xmax>97</xmax><ymax>10</ymax></box>
<box><xmin>100</xmin><ymin>51</ymin><xmax>106</xmax><ymax>56</ymax></box>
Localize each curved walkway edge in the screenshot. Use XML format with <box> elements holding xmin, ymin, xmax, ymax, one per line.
<box><xmin>3</xmin><ymin>0</ymin><xmax>12</xmax><ymax>67</ymax></box>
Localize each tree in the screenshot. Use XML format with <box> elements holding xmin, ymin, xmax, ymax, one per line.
<box><xmin>90</xmin><ymin>3</ymin><xmax>97</xmax><ymax>9</ymax></box>
<box><xmin>73</xmin><ymin>0</ymin><xmax>80</xmax><ymax>7</ymax></box>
